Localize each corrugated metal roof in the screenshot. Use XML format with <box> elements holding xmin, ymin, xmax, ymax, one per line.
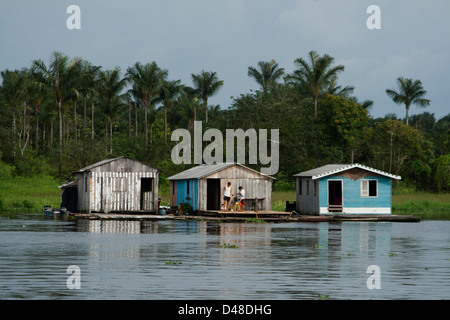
<box><xmin>74</xmin><ymin>156</ymin><xmax>124</xmax><ymax>173</ymax></box>
<box><xmin>167</xmin><ymin>162</ymin><xmax>275</xmax><ymax>180</ymax></box>
<box><xmin>73</xmin><ymin>156</ymin><xmax>160</xmax><ymax>173</ymax></box>
<box><xmin>293</xmin><ymin>163</ymin><xmax>401</xmax><ymax>180</ymax></box>
<box><xmin>58</xmin><ymin>180</ymin><xmax>78</xmax><ymax>189</ymax></box>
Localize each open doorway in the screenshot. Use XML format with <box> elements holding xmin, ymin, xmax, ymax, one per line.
<box><xmin>206</xmin><ymin>179</ymin><xmax>221</xmax><ymax>210</ymax></box>
<box><xmin>140</xmin><ymin>178</ymin><xmax>154</xmax><ymax>211</ymax></box>
<box><xmin>328</xmin><ymin>180</ymin><xmax>343</xmax><ymax>212</ymax></box>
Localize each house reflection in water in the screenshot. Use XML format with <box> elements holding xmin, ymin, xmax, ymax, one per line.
<box><xmin>76</xmin><ymin>219</ymin><xmax>165</xmax><ymax>234</ymax></box>
<box><xmin>316</xmin><ymin>222</ymin><xmax>392</xmax><ymax>260</ymax></box>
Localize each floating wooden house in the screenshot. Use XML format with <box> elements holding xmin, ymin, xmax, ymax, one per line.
<box><xmin>167</xmin><ymin>163</ymin><xmax>274</xmax><ymax>213</ymax></box>
<box><xmin>60</xmin><ymin>156</ymin><xmax>160</xmax><ymax>213</ymax></box>
<box><xmin>293</xmin><ymin>164</ymin><xmax>401</xmax><ymax>215</ymax></box>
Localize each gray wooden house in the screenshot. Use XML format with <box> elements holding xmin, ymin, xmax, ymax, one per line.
<box><xmin>167</xmin><ymin>162</ymin><xmax>274</xmax><ymax>212</ymax></box>
<box><xmin>60</xmin><ymin>156</ymin><xmax>160</xmax><ymax>213</ymax></box>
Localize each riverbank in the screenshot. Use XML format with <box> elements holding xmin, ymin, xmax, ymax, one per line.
<box><xmin>1</xmin><ymin>175</ymin><xmax>449</xmax><ymax>219</ymax></box>
<box><xmin>0</xmin><ymin>175</ymin><xmax>61</xmax><ymax>212</ymax></box>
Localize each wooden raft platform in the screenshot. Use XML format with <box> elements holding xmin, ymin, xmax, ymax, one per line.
<box><xmin>294</xmin><ymin>214</ymin><xmax>420</xmax><ymax>222</ymax></box>
<box><xmin>71</xmin><ymin>212</ymin><xmax>419</xmax><ymax>223</ymax></box>
<box><xmin>200</xmin><ymin>210</ymin><xmax>293</xmax><ymax>219</ymax></box>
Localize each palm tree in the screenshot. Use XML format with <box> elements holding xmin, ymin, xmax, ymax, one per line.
<box><xmin>191</xmin><ymin>70</ymin><xmax>223</xmax><ymax>123</ymax></box>
<box><xmin>286</xmin><ymin>50</ymin><xmax>345</xmax><ymax>119</ymax></box>
<box><xmin>247</xmin><ymin>59</ymin><xmax>285</xmax><ymax>93</ymax></box>
<box><xmin>158</xmin><ymin>79</ymin><xmax>183</xmax><ymax>142</ymax></box>
<box><xmin>98</xmin><ymin>68</ymin><xmax>127</xmax><ymax>153</ymax></box>
<box><xmin>0</xmin><ymin>69</ymin><xmax>27</xmax><ymax>159</ymax></box>
<box><xmin>27</xmin><ymin>73</ymin><xmax>49</xmax><ymax>156</ymax></box>
<box><xmin>126</xmin><ymin>62</ymin><xmax>168</xmax><ymax>148</ymax></box>
<box><xmin>80</xmin><ymin>61</ymin><xmax>101</xmax><ymax>147</ymax></box>
<box><xmin>386</xmin><ymin>77</ymin><xmax>431</xmax><ymax>126</ymax></box>
<box><xmin>176</xmin><ymin>91</ymin><xmax>201</xmax><ymax>131</ymax></box>
<box><xmin>32</xmin><ymin>51</ymin><xmax>83</xmax><ymax>173</ymax></box>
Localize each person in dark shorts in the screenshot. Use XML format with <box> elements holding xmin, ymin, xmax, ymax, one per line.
<box><xmin>238</xmin><ymin>186</ymin><xmax>246</xmax><ymax>212</ymax></box>
<box><xmin>222</xmin><ymin>182</ymin><xmax>232</xmax><ymax>211</ymax></box>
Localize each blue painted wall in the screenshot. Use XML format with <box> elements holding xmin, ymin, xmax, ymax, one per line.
<box><xmin>175</xmin><ymin>179</ymin><xmax>199</xmax><ymax>211</ymax></box>
<box><xmin>318</xmin><ymin>176</ymin><xmax>392</xmax><ymax>208</ymax></box>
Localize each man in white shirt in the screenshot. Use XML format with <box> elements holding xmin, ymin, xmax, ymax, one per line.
<box><xmin>222</xmin><ymin>182</ymin><xmax>232</xmax><ymax>211</ymax></box>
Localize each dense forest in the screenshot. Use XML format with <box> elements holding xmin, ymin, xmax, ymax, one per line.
<box><xmin>0</xmin><ymin>50</ymin><xmax>449</xmax><ymax>193</ymax></box>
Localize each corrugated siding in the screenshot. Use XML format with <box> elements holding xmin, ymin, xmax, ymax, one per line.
<box><xmin>85</xmin><ymin>171</ymin><xmax>157</xmax><ymax>212</ymax></box>
<box><xmin>296</xmin><ymin>178</ymin><xmax>320</xmax><ymax>214</ymax></box>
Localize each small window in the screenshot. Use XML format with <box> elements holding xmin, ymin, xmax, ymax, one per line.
<box><xmin>84</xmin><ymin>177</ymin><xmax>88</xmax><ymax>192</ymax></box>
<box><xmin>306</xmin><ymin>180</ymin><xmax>310</xmax><ymax>196</ymax></box>
<box><xmin>187</xmin><ymin>180</ymin><xmax>190</xmax><ymax>195</ymax></box>
<box><xmin>314</xmin><ymin>180</ymin><xmax>317</xmax><ymax>196</ymax></box>
<box><xmin>172</xmin><ymin>181</ymin><xmax>175</xmax><ymax>195</ymax></box>
<box><xmin>361</xmin><ymin>180</ymin><xmax>377</xmax><ymax>197</ymax></box>
<box><xmin>299</xmin><ymin>179</ymin><xmax>302</xmax><ymax>195</ymax></box>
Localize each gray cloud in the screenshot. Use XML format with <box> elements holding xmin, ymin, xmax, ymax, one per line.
<box><xmin>1</xmin><ymin>0</ymin><xmax>448</xmax><ymax>119</ymax></box>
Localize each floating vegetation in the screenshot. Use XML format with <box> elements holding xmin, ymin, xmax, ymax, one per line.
<box><xmin>388</xmin><ymin>252</ymin><xmax>397</xmax><ymax>257</ymax></box>
<box><xmin>220</xmin><ymin>243</ymin><xmax>239</xmax><ymax>249</ymax></box>
<box><xmin>165</xmin><ymin>260</ymin><xmax>182</xmax><ymax>265</ymax></box>
<box><xmin>245</xmin><ymin>218</ymin><xmax>266</xmax><ymax>223</ymax></box>
<box><xmin>317</xmin><ymin>293</ymin><xmax>329</xmax><ymax>300</ymax></box>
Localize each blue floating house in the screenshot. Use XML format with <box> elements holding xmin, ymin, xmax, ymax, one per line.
<box><xmin>293</xmin><ymin>164</ymin><xmax>401</xmax><ymax>215</ymax></box>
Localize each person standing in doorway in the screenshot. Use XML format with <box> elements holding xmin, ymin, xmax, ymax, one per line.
<box><xmin>223</xmin><ymin>182</ymin><xmax>232</xmax><ymax>211</ymax></box>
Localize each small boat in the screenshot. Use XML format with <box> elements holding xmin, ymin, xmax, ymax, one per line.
<box><xmin>43</xmin><ymin>206</ymin><xmax>69</xmax><ymax>218</ymax></box>
<box><xmin>43</xmin><ymin>205</ymin><xmax>54</xmax><ymax>216</ymax></box>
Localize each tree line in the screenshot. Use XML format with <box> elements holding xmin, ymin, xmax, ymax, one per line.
<box><xmin>0</xmin><ymin>50</ymin><xmax>449</xmax><ymax>192</ymax></box>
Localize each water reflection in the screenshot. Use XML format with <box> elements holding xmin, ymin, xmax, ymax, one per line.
<box><xmin>74</xmin><ymin>219</ymin><xmax>392</xmax><ymax>258</ymax></box>
<box><xmin>2</xmin><ymin>215</ymin><xmax>449</xmax><ymax>299</ymax></box>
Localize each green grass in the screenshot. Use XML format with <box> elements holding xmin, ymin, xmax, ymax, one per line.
<box><xmin>392</xmin><ymin>190</ymin><xmax>450</xmax><ymax>219</ymax></box>
<box><xmin>0</xmin><ymin>175</ymin><xmax>62</xmax><ymax>212</ymax></box>
<box><xmin>272</xmin><ymin>191</ymin><xmax>296</xmax><ymax>212</ymax></box>
<box><xmin>2</xmin><ymin>175</ymin><xmax>449</xmax><ymax>220</ymax></box>
<box><xmin>270</xmin><ymin>189</ymin><xmax>450</xmax><ymax>219</ymax></box>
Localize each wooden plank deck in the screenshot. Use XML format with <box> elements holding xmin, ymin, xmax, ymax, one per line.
<box><xmin>294</xmin><ymin>214</ymin><xmax>420</xmax><ymax>222</ymax></box>
<box><xmin>71</xmin><ymin>212</ymin><xmax>419</xmax><ymax>223</ymax></box>
<box><xmin>73</xmin><ymin>213</ymin><xmax>174</xmax><ymax>220</ymax></box>
<box><xmin>200</xmin><ymin>210</ymin><xmax>293</xmax><ymax>219</ymax></box>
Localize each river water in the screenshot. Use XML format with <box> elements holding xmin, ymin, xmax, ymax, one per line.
<box><xmin>0</xmin><ymin>213</ymin><xmax>449</xmax><ymax>300</ymax></box>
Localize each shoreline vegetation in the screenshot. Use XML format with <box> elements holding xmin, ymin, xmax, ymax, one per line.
<box><xmin>1</xmin><ymin>174</ymin><xmax>448</xmax><ymax>219</ymax></box>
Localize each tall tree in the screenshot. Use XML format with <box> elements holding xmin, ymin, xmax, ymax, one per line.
<box><xmin>286</xmin><ymin>50</ymin><xmax>345</xmax><ymax>119</ymax></box>
<box><xmin>247</xmin><ymin>59</ymin><xmax>285</xmax><ymax>93</ymax></box>
<box><xmin>27</xmin><ymin>72</ymin><xmax>49</xmax><ymax>156</ymax></box>
<box><xmin>158</xmin><ymin>79</ymin><xmax>183</xmax><ymax>143</ymax></box>
<box><xmin>80</xmin><ymin>61</ymin><xmax>101</xmax><ymax>147</ymax></box>
<box><xmin>385</xmin><ymin>77</ymin><xmax>431</xmax><ymax>126</ymax></box>
<box><xmin>0</xmin><ymin>69</ymin><xmax>27</xmax><ymax>159</ymax></box>
<box><xmin>126</xmin><ymin>62</ymin><xmax>168</xmax><ymax>148</ymax></box>
<box><xmin>191</xmin><ymin>70</ymin><xmax>223</xmax><ymax>123</ymax></box>
<box><xmin>32</xmin><ymin>51</ymin><xmax>83</xmax><ymax>173</ymax></box>
<box><xmin>98</xmin><ymin>68</ymin><xmax>127</xmax><ymax>154</ymax></box>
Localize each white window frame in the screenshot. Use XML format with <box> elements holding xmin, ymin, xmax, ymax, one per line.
<box><xmin>361</xmin><ymin>179</ymin><xmax>378</xmax><ymax>197</ymax></box>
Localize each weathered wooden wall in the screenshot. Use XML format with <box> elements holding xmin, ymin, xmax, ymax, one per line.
<box><xmin>76</xmin><ymin>157</ymin><xmax>159</xmax><ymax>213</ymax></box>
<box><xmin>198</xmin><ymin>165</ymin><xmax>273</xmax><ymax>211</ymax></box>
<box><xmin>295</xmin><ymin>178</ymin><xmax>320</xmax><ymax>215</ymax></box>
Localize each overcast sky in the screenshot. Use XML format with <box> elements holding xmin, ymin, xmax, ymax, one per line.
<box><xmin>1</xmin><ymin>0</ymin><xmax>449</xmax><ymax>119</ymax></box>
